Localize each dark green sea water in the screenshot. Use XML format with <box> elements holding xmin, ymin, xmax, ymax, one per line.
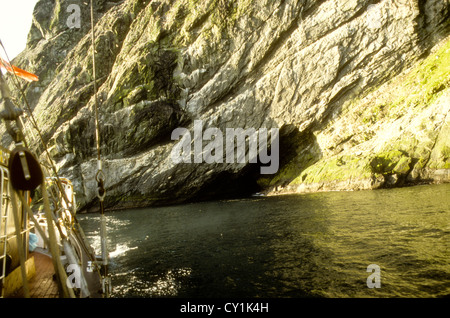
<box><xmin>79</xmin><ymin>183</ymin><xmax>450</xmax><ymax>298</ymax></box>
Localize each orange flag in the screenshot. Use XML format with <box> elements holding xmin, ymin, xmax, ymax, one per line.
<box><xmin>0</xmin><ymin>57</ymin><xmax>39</xmax><ymax>82</ymax></box>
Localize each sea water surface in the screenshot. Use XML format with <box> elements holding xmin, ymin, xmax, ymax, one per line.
<box><xmin>78</xmin><ymin>183</ymin><xmax>450</xmax><ymax>298</ymax></box>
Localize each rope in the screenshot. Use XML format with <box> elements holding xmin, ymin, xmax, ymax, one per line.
<box><xmin>0</xmin><ymin>40</ymin><xmax>94</xmax><ymax>263</ymax></box>
<box><xmin>0</xmin><ymin>35</ymin><xmax>104</xmax><ymax>296</ymax></box>
<box><xmin>90</xmin><ymin>0</ymin><xmax>110</xmax><ymax>297</ymax></box>
<box><xmin>89</xmin><ymin>0</ymin><xmax>106</xmax><ymax>206</ymax></box>
<box><xmin>90</xmin><ymin>0</ymin><xmax>101</xmax><ymax>164</ymax></box>
<box><xmin>0</xmin><ymin>39</ymin><xmax>76</xmax><ymax>218</ymax></box>
<box><xmin>1</xmin><ymin>0</ymin><xmax>111</xmax><ymax>295</ymax></box>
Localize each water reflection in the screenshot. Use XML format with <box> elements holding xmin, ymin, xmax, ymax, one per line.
<box><xmin>79</xmin><ymin>183</ymin><xmax>450</xmax><ymax>298</ymax></box>
<box><xmin>112</xmin><ymin>267</ymin><xmax>193</xmax><ymax>297</ymax></box>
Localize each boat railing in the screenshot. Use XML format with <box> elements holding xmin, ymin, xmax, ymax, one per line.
<box><xmin>0</xmin><ymin>162</ymin><xmax>37</xmax><ymax>298</ymax></box>
<box><xmin>0</xmin><ymin>164</ymin><xmax>10</xmax><ymax>297</ymax></box>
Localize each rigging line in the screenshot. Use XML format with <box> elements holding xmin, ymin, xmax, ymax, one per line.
<box><xmin>0</xmin><ymin>40</ymin><xmax>40</xmax><ymax>151</ymax></box>
<box><xmin>1</xmin><ymin>55</ymin><xmax>81</xmax><ymax>232</ymax></box>
<box><xmin>0</xmin><ymin>40</ymin><xmax>100</xmax><ymax>268</ymax></box>
<box><xmin>0</xmin><ymin>47</ymin><xmax>99</xmax><ymax>272</ymax></box>
<box><xmin>0</xmin><ymin>41</ymin><xmax>38</xmax><ymax>143</ymax></box>
<box><xmin>90</xmin><ymin>0</ymin><xmax>101</xmax><ymax>164</ymax></box>
<box><xmin>0</xmin><ymin>38</ymin><xmax>75</xmax><ymax>217</ymax></box>
<box><xmin>90</xmin><ymin>0</ymin><xmax>110</xmax><ymax>298</ymax></box>
<box><xmin>1</xmin><ymin>35</ymin><xmax>101</xmax><ymax>287</ymax></box>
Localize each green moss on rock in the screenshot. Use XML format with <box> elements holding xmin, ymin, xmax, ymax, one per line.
<box><xmin>293</xmin><ymin>155</ymin><xmax>372</xmax><ymax>185</ymax></box>
<box><xmin>369</xmin><ymin>150</ymin><xmax>409</xmax><ymax>175</ymax></box>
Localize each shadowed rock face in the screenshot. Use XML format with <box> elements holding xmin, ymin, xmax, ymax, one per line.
<box><xmin>2</xmin><ymin>0</ymin><xmax>449</xmax><ymax>211</ymax></box>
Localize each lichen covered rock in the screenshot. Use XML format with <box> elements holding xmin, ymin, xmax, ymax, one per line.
<box><xmin>1</xmin><ymin>0</ymin><xmax>449</xmax><ymax>211</ymax></box>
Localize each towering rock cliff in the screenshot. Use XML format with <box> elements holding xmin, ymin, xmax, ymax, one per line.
<box><xmin>2</xmin><ymin>0</ymin><xmax>449</xmax><ymax>211</ymax></box>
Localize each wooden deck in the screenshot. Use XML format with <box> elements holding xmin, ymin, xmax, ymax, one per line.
<box><xmin>8</xmin><ymin>251</ymin><xmax>59</xmax><ymax>298</ymax></box>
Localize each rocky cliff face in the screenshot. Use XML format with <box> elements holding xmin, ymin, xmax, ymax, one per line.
<box><xmin>2</xmin><ymin>0</ymin><xmax>450</xmax><ymax>211</ymax></box>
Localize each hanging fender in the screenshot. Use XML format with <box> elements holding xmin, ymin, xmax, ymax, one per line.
<box><xmin>8</xmin><ymin>145</ymin><xmax>43</xmax><ymax>191</ymax></box>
